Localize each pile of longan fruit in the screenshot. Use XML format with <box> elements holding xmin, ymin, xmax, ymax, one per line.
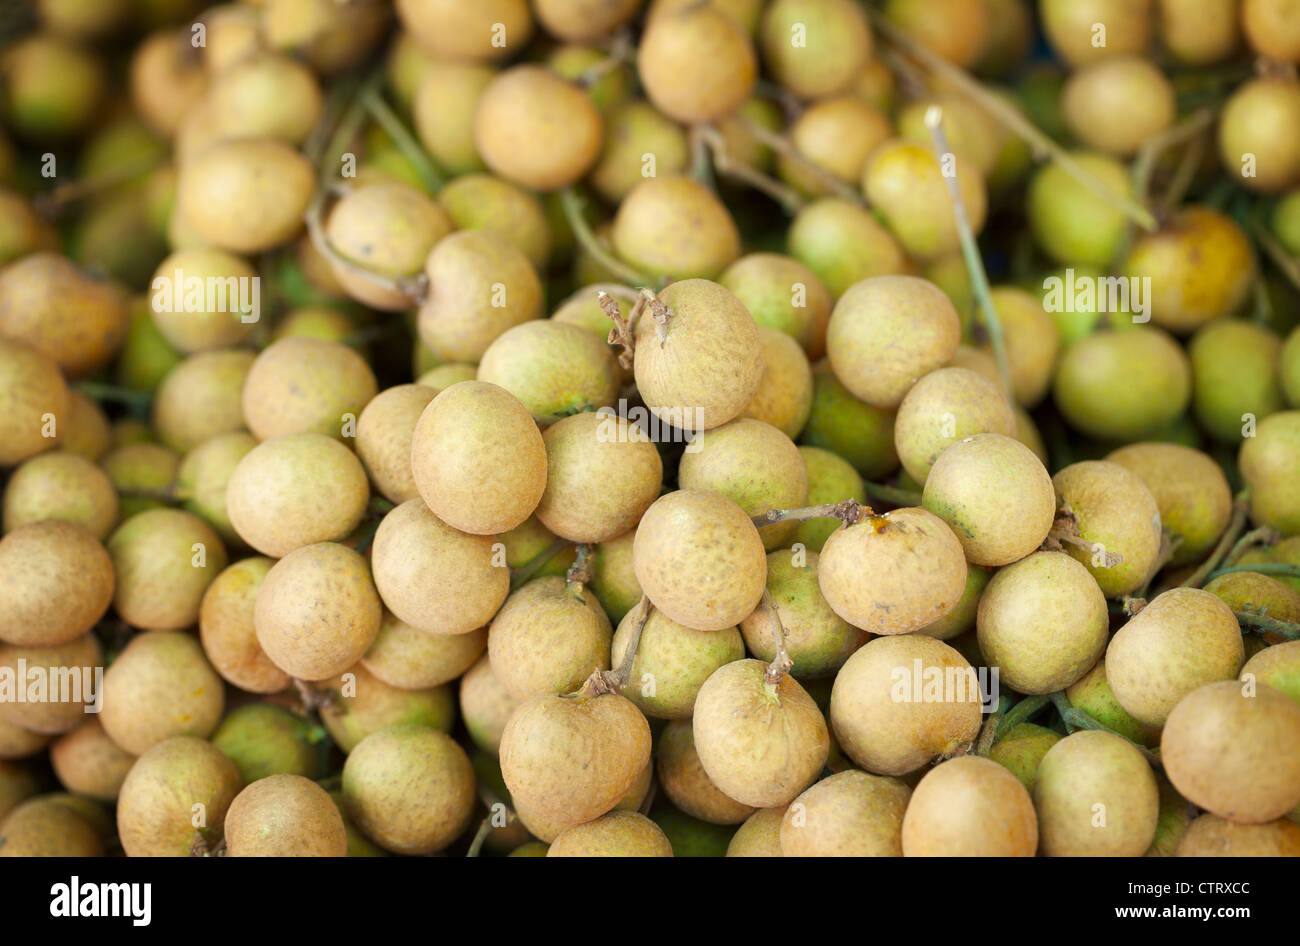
<box><xmin>1</xmin><ymin>0</ymin><xmax>1300</xmax><ymax>859</ymax></box>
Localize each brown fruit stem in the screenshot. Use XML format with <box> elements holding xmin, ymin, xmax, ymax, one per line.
<box><xmin>697</xmin><ymin>123</ymin><xmax>806</xmax><ymax>214</ymax></box>
<box><xmin>577</xmin><ymin>30</ymin><xmax>634</xmax><ymax>88</ymax></box>
<box><xmin>1224</xmin><ymin>526</ymin><xmax>1279</xmax><ymax>568</ymax></box>
<box><xmin>360</xmin><ymin>86</ymin><xmax>446</xmax><ymax>193</ymax></box>
<box><xmin>304</xmin><ymin>184</ymin><xmax>431</xmax><ymax>305</ymax></box>
<box><xmin>1254</xmin><ymin>222</ymin><xmax>1300</xmax><ymax>295</ymax></box>
<box><xmin>1048</xmin><ymin>692</ymin><xmax>1162</xmax><ymax>765</ymax></box>
<box><xmin>597</xmin><ymin>288</ymin><xmax>640</xmax><ymax>369</ymax></box>
<box><xmin>1235</xmin><ymin>610</ymin><xmax>1300</xmax><ymax>641</ymax></box>
<box><xmin>861</xmin><ymin>481</ymin><xmax>923</xmax><ymax>507</ymax></box>
<box><xmin>558</xmin><ymin>188</ymin><xmax>656</xmax><ymax>287</ymax></box>
<box><xmin>1180</xmin><ymin>492</ymin><xmax>1250</xmax><ymax>588</ymax></box>
<box><xmin>509</xmin><ymin>539</ymin><xmax>571</xmax><ymax>591</ymax></box>
<box><xmin>924</xmin><ymin>105</ymin><xmax>1013</xmax><ymax>396</ymax></box>
<box><xmin>292</xmin><ymin>678</ymin><xmax>336</xmax><ymax>713</ymax></box>
<box><xmin>754</xmin><ymin>79</ymin><xmax>804</xmax><ymax>123</ymax></box>
<box><xmin>734</xmin><ymin>113</ymin><xmax>867</xmax><ymax>205</ymax></box>
<box><xmin>757</xmin><ymin>590</ymin><xmax>793</xmax><ymax>688</ymax></box>
<box><xmin>189</xmin><ymin>833</ymin><xmax>226</xmax><ymax>857</ymax></box>
<box><xmin>870</xmin><ymin>11</ymin><xmax>1159</xmax><ymax>233</ymax></box>
<box><xmin>1042</xmin><ymin>506</ymin><xmax>1123</xmax><ymax>569</ymax></box>
<box><xmin>565</xmin><ymin>543</ymin><xmax>594</xmax><ymax>599</ymax></box>
<box><xmin>993</xmin><ymin>694</ymin><xmax>1051</xmax><ymax>740</ymax></box>
<box><xmin>574</xmin><ymin>595</ymin><xmax>652</xmax><ymax>698</ymax></box>
<box><xmin>1128</xmin><ymin>528</ymin><xmax>1182</xmax><ymax>607</ymax></box>
<box><xmin>750</xmin><ymin>499</ymin><xmax>879</xmax><ymax>529</ymax></box>
<box><xmin>644</xmin><ymin>289</ymin><xmax>673</xmax><ymax>346</ymax></box>
<box><xmin>973</xmin><ymin>713</ymin><xmax>1001</xmax><ymax>757</ymax></box>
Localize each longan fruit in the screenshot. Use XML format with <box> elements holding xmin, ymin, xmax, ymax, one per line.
<box><xmin>148</xmin><ymin>249</ymin><xmax>259</xmax><ymax>353</ymax></box>
<box><xmin>412</xmin><ymin>60</ymin><xmax>494</xmax><ymax>176</ymax></box>
<box><xmin>184</xmin><ymin>51</ymin><xmax>323</xmax><ymax>155</ymax></box>
<box><xmin>656</xmin><ymin>719</ymin><xmax>755</xmax><ymax>825</ymax></box>
<box><xmin>101</xmin><ymin>441</ymin><xmax>179</xmax><ymax>519</ymax></box>
<box><xmin>0</xmin><ymin>521</ymin><xmax>113</xmax><ymax>647</ymax></box>
<box><xmin>199</xmin><ymin>557</ymin><xmax>290</xmax><ymax>695</ymax></box>
<box><xmin>863</xmin><ymin>141</ymin><xmax>988</xmax><ymax>262</ymax></box>
<box><xmin>129</xmin><ymin>29</ymin><xmax>209</xmax><ymax>137</ymax></box>
<box><xmin>1178</xmin><ymin>814</ymin><xmax>1300</xmax><ymax>856</ymax></box>
<box><xmin>638</xmin><ymin>3</ymin><xmax>756</xmax><ymax>124</ymax></box>
<box><xmin>0</xmin><ymin>797</ymin><xmax>103</xmax><ymax>857</ymax></box>
<box><xmin>107</xmin><ymin>508</ymin><xmax>227</xmax><ymax>630</ymax></box>
<box><xmin>152</xmin><ymin>348</ymin><xmax>255</xmax><ymax>452</ymax></box>
<box><xmin>743</xmin><ymin>326</ymin><xmax>815</xmax><ymax>439</ymax></box>
<box><xmin>210</xmin><ymin>703</ymin><xmax>322</xmax><ymax>784</ymax></box>
<box><xmin>760</xmin><ymin>0</ymin><xmax>872</xmax><ymax>99</ymax></box>
<box><xmin>1243</xmin><ymin>0</ymin><xmax>1300</xmax><ymax>63</ymax></box>
<box><xmin>801</xmin><ymin>363</ymin><xmax>900</xmax><ymax>479</ymax></box>
<box><xmin>177</xmin><ymin>431</ymin><xmax>257</xmax><ymax>545</ymax></box>
<box><xmin>225</xmin><ymin>774</ymin><xmax>346</xmax><ymax>857</ymax></box>
<box><xmin>534</xmin><ymin>0</ymin><xmax>643</xmax><ymax>41</ymax></box>
<box><xmin>1191</xmin><ymin>321</ymin><xmax>1284</xmax><ymax>445</ymax></box>
<box><xmin>1061</xmin><ymin>56</ymin><xmax>1175</xmax><ymax>157</ymax></box>
<box><xmin>781</xmin><ymin>96</ymin><xmax>892</xmax><ymax>196</ymax></box>
<box><xmin>396</xmin><ymin>0</ymin><xmax>533</xmax><ymax>62</ymax></box>
<box><xmin>612</xmin><ymin>175</ymin><xmax>741</xmax><ymax>282</ymax></box>
<box><xmin>589</xmin><ymin>101</ymin><xmax>690</xmax><ymax>204</ymax></box>
<box><xmin>719</xmin><ymin>252</ymin><xmax>832</xmax><ymax>359</ymax></box>
<box><xmin>1065</xmin><ymin>660</ymin><xmax>1161</xmax><ymax>748</ymax></box>
<box><xmin>1218</xmin><ymin>77</ymin><xmax>1300</xmax><ymax>193</ymax></box>
<box><xmin>49</xmin><ymin>718</ymin><xmax>134</xmax><ymax>802</ymax></box>
<box><xmin>2</xmin><ymin>35</ymin><xmax>104</xmax><ymax>140</ymax></box>
<box><xmin>902</xmin><ymin>756</ymin><xmax>1037</xmax><ymax>857</ymax></box>
<box><xmin>894</xmin><ymin>366</ymin><xmax>1016</xmax><ymax>483</ymax></box>
<box><xmin>548</xmin><ymin>809</ymin><xmax>674</xmax><ymax>857</ymax></box>
<box><xmin>590</xmin><ymin>529</ymin><xmax>644</xmax><ymax>624</ymax></box>
<box><xmin>241</xmin><ymin>337</ymin><xmax>378</xmax><ymax>442</ymax></box>
<box><xmin>254</xmin><ymin>542</ymin><xmax>382</xmax><ymax>682</ymax></box>
<box><xmin>882</xmin><ymin>0</ymin><xmax>990</xmax><ymax>68</ymax></box>
<box><xmin>1240</xmin><ymin>411</ymin><xmax>1300</xmax><ymax>535</ymax></box>
<box><xmin>793</xmin><ymin>447</ymin><xmax>865</xmax><ymax>554</ymax></box>
<box><xmin>986</xmin><ymin>723</ymin><xmax>1062</xmax><ymax>792</ymax></box>
<box><xmin>437</xmin><ymin>173</ymin><xmax>553</xmax><ymax>270</ymax></box>
<box><xmin>99</xmin><ymin>630</ymin><xmax>225</xmax><ymax>756</ymax></box>
<box><xmin>1040</xmin><ymin>0</ymin><xmax>1152</xmax><ymax>67</ymax></box>
<box><xmin>0</xmin><ymin>338</ymin><xmax>67</xmax><ymax>468</ymax></box>
<box><xmin>1053</xmin><ymin>460</ymin><xmax>1163</xmax><ymax>598</ymax></box>
<box><xmin>353</xmin><ymin>385</ymin><xmax>438</xmax><ymax>506</ymax></box>
<box><xmin>779</xmin><ymin>768</ymin><xmax>909</xmax><ymax>856</ymax></box>
<box><xmin>611</xmin><ymin>606</ymin><xmax>745</xmax><ymax>719</ymax></box>
<box><xmin>115</xmin><ymin>736</ymin><xmax>241</xmax><ymax>858</ymax></box>
<box><xmin>1027</xmin><ymin>152</ymin><xmax>1133</xmax><ymax>266</ymax></box>
<box><xmin>361</xmin><ymin>612</ymin><xmax>487</xmax><ymax>691</ymax></box>
<box><xmin>458</xmin><ymin>654</ymin><xmax>521</xmax><ymax>755</ymax></box>
<box><xmin>319</xmin><ymin>664</ymin><xmax>454</xmax><ymax>753</ymax></box>
<box><xmin>726</xmin><ymin>807</ymin><xmax>786</xmax><ymax>857</ymax></box>
<box><xmin>0</xmin><ymin>632</ymin><xmax>102</xmax><ymax>735</ymax></box>
<box><xmin>476</xmin><ymin>321</ymin><xmax>620</xmax><ymax>424</ymax></box>
<box><xmin>1158</xmin><ymin>0</ymin><xmax>1239</xmax><ymax>65</ymax></box>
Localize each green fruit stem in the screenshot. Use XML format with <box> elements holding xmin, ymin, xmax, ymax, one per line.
<box><xmin>698</xmin><ymin>123</ymin><xmax>806</xmax><ymax>214</ymax></box>
<box><xmin>1235</xmin><ymin>610</ymin><xmax>1300</xmax><ymax>641</ymax></box>
<box><xmin>1180</xmin><ymin>492</ymin><xmax>1250</xmax><ymax>589</ymax></box>
<box><xmin>993</xmin><ymin>695</ymin><xmax>1051</xmax><ymax>740</ymax></box>
<box><xmin>1210</xmin><ymin>562</ymin><xmax>1300</xmax><ymax>582</ymax></box>
<box><xmin>558</xmin><ymin>188</ymin><xmax>655</xmax><ymax>287</ymax></box>
<box><xmin>734</xmin><ymin>112</ymin><xmax>866</xmax><ymax>205</ymax></box>
<box><xmin>1253</xmin><ymin>221</ymin><xmax>1300</xmax><ymax>295</ymax></box>
<box><xmin>1048</xmin><ymin>692</ymin><xmax>1161</xmax><ymax>765</ymax></box>
<box><xmin>509</xmin><ymin>540</ymin><xmax>571</xmax><ymax>591</ymax></box>
<box><xmin>360</xmin><ymin>87</ymin><xmax>446</xmax><ymax>194</ymax></box>
<box><xmin>923</xmin><ymin>104</ymin><xmax>1013</xmax><ymax>395</ymax></box>
<box><xmin>465</xmin><ymin>816</ymin><xmax>494</xmax><ymax>858</ymax></box>
<box><xmin>1120</xmin><ymin>108</ymin><xmax>1215</xmax><ymax>263</ymax></box>
<box><xmin>1224</xmin><ymin>526</ymin><xmax>1281</xmax><ymax>567</ymax></box>
<box><xmin>862</xmin><ymin>482</ymin><xmax>923</xmax><ymax>507</ymax></box>
<box><xmin>870</xmin><ymin>11</ymin><xmax>1158</xmax><ymax>233</ymax></box>
<box><xmin>73</xmin><ymin>381</ymin><xmax>153</xmax><ymax>412</ymax></box>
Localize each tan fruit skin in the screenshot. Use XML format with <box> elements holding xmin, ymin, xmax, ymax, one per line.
<box><xmin>1106</xmin><ymin>442</ymin><xmax>1232</xmax><ymax>565</ymax></box>
<box><xmin>99</xmin><ymin>631</ymin><xmax>224</xmax><ymax>756</ymax></box>
<box><xmin>830</xmin><ymin>635</ymin><xmax>982</xmax><ymax>776</ymax></box>
<box><xmin>781</xmin><ymin>769</ymin><xmax>911</xmax><ymax>857</ymax></box>
<box><xmin>632</xmin><ymin>489</ymin><xmax>768</xmax><ymax>631</ymax></box>
<box><xmin>818</xmin><ymin>508</ymin><xmax>968</xmax><ymax>635</ymax></box>
<box><xmin>487</xmin><ymin>576</ymin><xmax>612</xmax><ymax>700</ymax></box>
<box><xmin>0</xmin><ymin>340</ymin><xmax>68</xmax><ymax>467</ymax></box>
<box><xmin>614</xmin><ymin>176</ymin><xmax>741</xmax><ymax>282</ymax></box>
<box><xmin>361</xmin><ymin>614</ymin><xmax>486</xmax><ymax>691</ymax></box>
<box><xmin>826</xmin><ymin>275</ymin><xmax>962</xmax><ymax>408</ymax></box>
<box><xmin>242</xmin><ymin>337</ymin><xmax>378</xmax><ymax>441</ymax></box>
<box><xmin>923</xmin><ymin>433</ymin><xmax>1057</xmax><ymax>567</ymax></box>
<box><xmin>0</xmin><ymin>521</ymin><xmax>113</xmax><ymax>647</ymax></box>
<box><xmin>727</xmin><ymin>807</ymin><xmax>786</xmax><ymax>857</ymax></box>
<box><xmin>0</xmin><ymin>716</ymin><xmax>52</xmax><ymax>760</ymax></box>
<box><xmin>863</xmin><ymin>142</ymin><xmax>988</xmax><ymax>261</ymax></box>
<box><xmin>0</xmin><ymin>633</ymin><xmax>103</xmax><ymax>735</ymax></box>
<box><xmin>977</xmin><ymin>552</ymin><xmax>1109</xmax><ymax>695</ymax></box>
<box><xmin>154</xmin><ymin>349</ymin><xmax>255</xmax><ymax>453</ymax></box>
<box><xmin>1243</xmin><ymin>0</ymin><xmax>1300</xmax><ymax>63</ymax></box>
<box><xmin>611</xmin><ymin>608</ymin><xmax>744</xmax><ymax>720</ymax></box>
<box><xmin>1161</xmin><ymin>681</ymin><xmax>1300</xmax><ymax>823</ymax></box>
<box><xmin>477</xmin><ymin>321</ymin><xmax>620</xmax><ymax>424</ymax></box>
<box><xmin>658</xmin><ymin>720</ymin><xmax>755</xmax><ymax>825</ymax></box>
<box><xmin>633</xmin><ymin>279</ymin><xmax>763</xmax><ymax>432</ymax></box>
<box><xmin>1105</xmin><ymin>587</ymin><xmax>1244</xmax><ymax>728</ymax></box>
<box><xmin>116</xmin><ymin>737</ymin><xmax>241</xmax><ymax>857</ymax></box>
<box><xmin>1034</xmin><ymin>730</ymin><xmax>1159</xmax><ymax>857</ymax></box>
<box><xmin>513</xmin><ymin>756</ymin><xmax>653</xmax><ymax>843</ymax></box>
<box><xmin>638</xmin><ymin>6</ymin><xmax>756</xmax><ymax>124</ymax></box>
<box><xmin>226</xmin><ymin>433</ymin><xmax>370</xmax><ymax>558</ymax></box>
<box><xmin>988</xmin><ymin>286</ymin><xmax>1061</xmax><ymax>407</ymax></box>
<box><xmin>894</xmin><ymin>366</ymin><xmax>1016</xmax><ymax>483</ymax></box>
<box><xmin>459</xmin><ymin>655</ymin><xmax>521</xmax><ymax>756</ymax></box>
<box><xmin>761</xmin><ymin>0</ymin><xmax>871</xmax><ymax>99</ymax></box>
<box><xmin>411</xmin><ymin>381</ymin><xmax>547</xmax><ymax>536</ymax></box>
<box><xmin>417</xmin><ymin>231</ymin><xmax>543</xmax><ymax>363</ymax></box>
<box><xmin>254</xmin><ymin>543</ymin><xmax>382</xmax><ymax>682</ymax></box>
<box><xmin>4</xmin><ymin>453</ymin><xmax>117</xmax><ymax>540</ymax></box>
<box><xmin>1219</xmin><ymin>78</ymin><xmax>1300</xmax><ymax>193</ymax></box>
<box><xmin>319</xmin><ymin>664</ymin><xmax>453</xmax><ymax>753</ymax></box>
<box><xmin>0</xmin><ymin>799</ymin><xmax>103</xmax><ymax>857</ymax></box>
<box><xmin>1040</xmin><ymin>0</ymin><xmax>1152</xmax><ymax>67</ymax></box>
<box><xmin>178</xmin><ymin>139</ymin><xmax>315</xmax><ymax>254</ymax></box>
<box><xmin>742</xmin><ymin>326</ymin><xmax>814</xmax><ymax>439</ymax></box>
<box><xmin>901</xmin><ymin>756</ymin><xmax>1038</xmax><ymax>857</ymax></box>
<box><xmin>548</xmin><ymin>810</ymin><xmax>674</xmax><ymax>857</ymax></box>
<box><xmin>475</xmin><ymin>66</ymin><xmax>603</xmax><ymax>191</ymax></box>
<box><xmin>396</xmin><ymin>0</ymin><xmax>532</xmax><ymax>62</ymax></box>
<box><xmin>49</xmin><ymin>718</ymin><xmax>134</xmax><ymax>802</ymax></box>
<box><xmin>355</xmin><ymin>384</ymin><xmax>439</xmax><ymax>504</ymax></box>
<box><xmin>371</xmin><ymin>499</ymin><xmax>509</xmax><ymax>636</ymax></box>
<box><xmin>677</xmin><ymin>417</ymin><xmax>808</xmax><ymax>550</ymax></box>
<box><xmin>536</xmin><ymin>412</ymin><xmax>662</xmax><ymax>543</ymax></box>
<box><xmin>499</xmin><ymin>692</ymin><xmax>651</xmax><ymax>827</ymax></box>
<box><xmin>1176</xmin><ymin>814</ymin><xmax>1300</xmax><ymax>856</ymax></box>
<box><xmin>199</xmin><ymin>557</ymin><xmax>289</xmax><ymax>695</ymax></box>
<box><xmin>342</xmin><ymin>725</ymin><xmax>476</xmax><ymax>855</ymax></box>
<box><xmin>782</xmin><ymin>97</ymin><xmax>891</xmax><ymax>194</ymax></box>
<box><xmin>225</xmin><ymin>775</ymin><xmax>347</xmax><ymax>857</ymax></box>
<box><xmin>148</xmin><ymin>249</ymin><xmax>259</xmax><ymax>354</ymax></box>
<box><xmin>692</xmin><ymin>659</ymin><xmax>829</xmax><ymax>808</ymax></box>
<box><xmin>412</xmin><ymin>63</ymin><xmax>493</xmax><ymax>176</ymax></box>
<box><xmin>1061</xmin><ymin>57</ymin><xmax>1175</xmax><ymax>157</ymax></box>
<box><xmin>1240</xmin><ymin>411</ymin><xmax>1300</xmax><ymax>536</ymax></box>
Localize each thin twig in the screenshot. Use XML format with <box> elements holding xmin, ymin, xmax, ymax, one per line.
<box><xmin>1049</xmin><ymin>692</ymin><xmax>1161</xmax><ymax>765</ymax></box>
<box><xmin>733</xmin><ymin>113</ymin><xmax>867</xmax><ymax>205</ymax></box>
<box><xmin>1255</xmin><ymin>223</ymin><xmax>1300</xmax><ymax>294</ymax></box>
<box><xmin>758</xmin><ymin>590</ymin><xmax>793</xmax><ymax>687</ymax></box>
<box><xmin>993</xmin><ymin>694</ymin><xmax>1051</xmax><ymax>739</ymax></box>
<box><xmin>1224</xmin><ymin>526</ymin><xmax>1279</xmax><ymax>567</ymax></box>
<box><xmin>1209</xmin><ymin>562</ymin><xmax>1300</xmax><ymax>582</ymax></box>
<box><xmin>750</xmin><ymin>499</ymin><xmax>877</xmax><ymax>529</ymax></box>
<box><xmin>861</xmin><ymin>482</ymin><xmax>923</xmax><ymax>507</ymax></box>
<box><xmin>698</xmin><ymin>124</ymin><xmax>805</xmax><ymax>213</ymax></box>
<box><xmin>558</xmin><ymin>189</ymin><xmax>655</xmax><ymax>287</ymax></box>
<box><xmin>1180</xmin><ymin>493</ymin><xmax>1250</xmax><ymax>588</ymax></box>
<box><xmin>1235</xmin><ymin>609</ymin><xmax>1300</xmax><ymax>640</ymax></box>
<box><xmin>575</xmin><ymin>596</ymin><xmax>652</xmax><ymax>697</ymax></box>
<box><xmin>597</xmin><ymin>289</ymin><xmax>639</xmax><ymax>370</ymax></box>
<box><xmin>361</xmin><ymin>86</ymin><xmax>446</xmax><ymax>193</ymax></box>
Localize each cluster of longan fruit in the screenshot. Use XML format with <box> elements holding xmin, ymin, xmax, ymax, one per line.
<box><xmin>1</xmin><ymin>0</ymin><xmax>1300</xmax><ymax>860</ymax></box>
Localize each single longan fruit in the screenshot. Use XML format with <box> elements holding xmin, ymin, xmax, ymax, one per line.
<box><xmin>1158</xmin><ymin>0</ymin><xmax>1239</xmax><ymax>65</ymax></box>
<box><xmin>437</xmin><ymin>173</ymin><xmax>553</xmax><ymax>270</ymax></box>
<box><xmin>632</xmin><ymin>278</ymin><xmax>763</xmax><ymax>432</ymax></box>
<box><xmin>633</xmin><ymin>489</ymin><xmax>768</xmax><ymax>631</ymax></box>
<box><xmin>987</xmin><ymin>286</ymin><xmax>1060</xmax><ymax>407</ymax></box>
<box><xmin>656</xmin><ymin>720</ymin><xmax>755</xmax><ymax>824</ymax></box>
<box><xmin>1062</xmin><ymin>56</ymin><xmax>1175</xmax><ymax>157</ymax></box>
<box><xmin>1177</xmin><ymin>815</ymin><xmax>1300</xmax><ymax>857</ymax></box>
<box><xmin>242</xmin><ymin>336</ymin><xmax>378</xmax><ymax>442</ymax></box>
<box><xmin>863</xmin><ymin>141</ymin><xmax>988</xmax><ymax>262</ymax></box>
<box><xmin>225</xmin><ymin>774</ymin><xmax>346</xmax><ymax>857</ymax></box>
<box><xmin>51</xmin><ymin>391</ymin><xmax>110</xmax><ymax>462</ymax></box>
<box><xmin>1240</xmin><ymin>411</ymin><xmax>1300</xmax><ymax>535</ymax></box>
<box><xmin>177</xmin><ymin>138</ymin><xmax>314</xmax><ymax>254</ymax></box>
<box><xmin>589</xmin><ymin>101</ymin><xmax>690</xmax><ymax>204</ymax></box>
<box><xmin>1040</xmin><ymin>0</ymin><xmax>1152</xmax><ymax>67</ymax></box>
<box><xmin>1027</xmin><ymin>152</ymin><xmax>1134</xmax><ymax>266</ymax></box>
<box><xmin>148</xmin><ymin>249</ymin><xmax>259</xmax><ymax>354</ymax></box>
<box><xmin>370</xmin><ymin>499</ymin><xmax>509</xmax><ymax>636</ymax></box>
<box><xmin>894</xmin><ymin>366</ymin><xmax>1016</xmax><ymax>483</ymax></box>
<box><xmin>0</xmin><ymin>253</ymin><xmax>128</xmax><ymax>379</ymax></box>
<box><xmin>417</xmin><ymin>230</ymin><xmax>543</xmax><ymax>363</ymax></box>
<box><xmin>0</xmin><ymin>338</ymin><xmax>68</xmax><ymax>467</ymax></box>
<box><xmin>534</xmin><ymin>0</ymin><xmax>642</xmax><ymax>42</ymax></box>
<box><xmin>719</xmin><ymin>252</ymin><xmax>832</xmax><ymax>359</ymax></box>
<box><xmin>0</xmin><ymin>797</ymin><xmax>103</xmax><ymax>857</ymax></box>
<box><xmin>1162</xmin><ymin>680</ymin><xmax>1300</xmax><ymax>823</ymax></box>
<box><xmin>786</xmin><ymin>199</ymin><xmax>906</xmax><ymax>300</ymax></box>
<box><xmin>50</xmin><ymin>718</ymin><xmax>134</xmax><ymax>802</ymax></box>
<box><xmin>727</xmin><ymin>806</ymin><xmax>785</xmax><ymax>857</ymax></box>
<box><xmin>883</xmin><ymin>0</ymin><xmax>990</xmax><ymax>67</ymax></box>
<box><xmin>108</xmin><ymin>508</ymin><xmax>227</xmax><ymax>630</ymax></box>
<box><xmin>361</xmin><ymin>612</ymin><xmax>487</xmax><ymax>691</ymax></box>
<box><xmin>395</xmin><ymin>0</ymin><xmax>533</xmax><ymax>62</ymax></box>
<box><xmin>896</xmin><ymin>93</ymin><xmax>1000</xmax><ymax>178</ymax></box>
<box><xmin>780</xmin><ymin>769</ymin><xmax>910</xmax><ymax>856</ymax></box>
<box><xmin>487</xmin><ymin>576</ymin><xmax>613</xmax><ymax>700</ymax></box>
<box><xmin>318</xmin><ymin>664</ymin><xmax>454</xmax><ymax>753</ymax></box>
<box><xmin>612</xmin><ymin>606</ymin><xmax>745</xmax><ymax>719</ymax></box>
<box><xmin>0</xmin><ymin>521</ymin><xmax>113</xmax><ymax>647</ymax></box>
<box><xmin>254</xmin><ymin>542</ymin><xmax>382</xmax><ymax>682</ymax></box>
<box><xmin>115</xmin><ymin>736</ymin><xmax>243</xmax><ymax>857</ymax></box>
<box><xmin>743</xmin><ymin>326</ymin><xmax>814</xmax><ymax>439</ymax></box>
<box><xmin>977</xmin><ymin>552</ymin><xmax>1108</xmax><ymax>695</ymax></box>
<box><xmin>0</xmin><ymin>632</ymin><xmax>102</xmax><ymax>735</ymax></box>
<box><xmin>1053</xmin><ymin>460</ymin><xmax>1163</xmax><ymax>598</ymax></box>
<box><xmin>830</xmin><ymin>634</ymin><xmax>983</xmax><ymax>776</ymax></box>
<box><xmin>2</xmin><ymin>35</ymin><xmax>104</xmax><ymax>140</ymax></box>
<box><xmin>692</xmin><ymin>659</ymin><xmax>828</xmax><ymax>808</ymax></box>
<box><xmin>199</xmin><ymin>557</ymin><xmax>290</xmax><ymax>695</ymax></box>
<box><xmin>0</xmin><ymin>716</ymin><xmax>51</xmax><ymax>760</ymax></box>
<box><xmin>129</xmin><ymin>30</ymin><xmax>208</xmax><ymax>137</ymax></box>
<box><xmin>99</xmin><ymin>630</ymin><xmax>225</xmax><ymax>756</ymax></box>
<box><xmin>638</xmin><ymin>4</ymin><xmax>756</xmax><ymax>124</ymax></box>
<box><xmin>902</xmin><ymin>756</ymin><xmax>1037</xmax><ymax>856</ymax></box>
<box><xmin>499</xmin><ymin>692</ymin><xmax>650</xmax><ymax>828</ymax></box>
<box><xmin>827</xmin><ymin>275</ymin><xmax>961</xmax><ymax>409</ymax></box>
<box><xmin>476</xmin><ymin>320</ymin><xmax>620</xmax><ymax>424</ymax></box>
<box><xmin>535</xmin><ymin>412</ymin><xmax>663</xmax><ymax>544</ymax></box>
<box><xmin>1243</xmin><ymin>0</ymin><xmax>1300</xmax><ymax>63</ymax></box>
<box><xmin>923</xmin><ymin>433</ymin><xmax>1056</xmax><ymax>566</ymax></box>
<box><xmin>1191</xmin><ymin>320</ymin><xmax>1283</xmax><ymax>445</ymax></box>
<box><xmin>612</xmin><ymin>176</ymin><xmax>741</xmax><ymax>282</ymax></box>
<box><xmin>410</xmin><ymin>381</ymin><xmax>547</xmax><ymax>536</ymax></box>
<box><xmin>1105</xmin><ymin>587</ymin><xmax>1245</xmax><ymax>728</ymax></box>
<box><xmin>190</xmin><ymin>52</ymin><xmax>324</xmax><ymax>153</ymax></box>
<box><xmin>412</xmin><ymin>60</ymin><xmax>494</xmax><ymax>176</ymax></box>
<box><xmin>474</xmin><ymin>66</ymin><xmax>602</xmax><ymax>192</ymax></box>
<box><xmin>324</xmin><ymin>182</ymin><xmax>453</xmax><ymax>311</ymax></box>
<box><xmin>152</xmin><ymin>349</ymin><xmax>254</xmax><ymax>453</ymax></box>
<box><xmin>782</xmin><ymin>96</ymin><xmax>892</xmax><ymax>196</ymax></box>
<box><xmin>548</xmin><ymin>809</ymin><xmax>673</xmax><ymax>857</ymax></box>
<box><xmin>211</xmin><ymin>702</ymin><xmax>322</xmax><ymax>785</ymax></box>
<box><xmin>590</xmin><ymin>529</ymin><xmax>644</xmax><ymax>624</ymax></box>
<box><xmin>819</xmin><ymin>507</ymin><xmax>968</xmax><ymax>636</ymax></box>
<box><xmin>458</xmin><ymin>654</ymin><xmax>521</xmax><ymax>755</ymax></box>
<box><xmin>1218</xmin><ymin>77</ymin><xmax>1300</xmax><ymax>193</ymax></box>
<box><xmin>355</xmin><ymin>384</ymin><xmax>438</xmax><ymax>505</ymax></box>
<box><xmin>1034</xmin><ymin>730</ymin><xmax>1159</xmax><ymax>856</ymax></box>
<box><xmin>760</xmin><ymin>0</ymin><xmax>872</xmax><ymax>99</ymax></box>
